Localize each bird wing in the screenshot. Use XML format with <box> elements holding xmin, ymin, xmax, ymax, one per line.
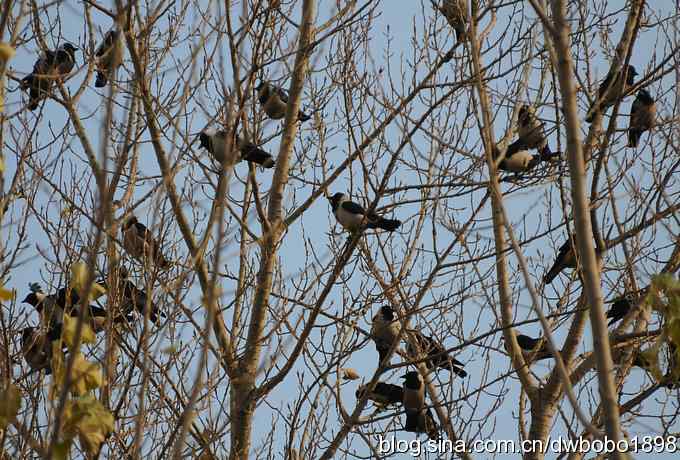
<box><xmin>341</xmin><ymin>200</ymin><xmax>366</xmax><ymax>215</ymax></box>
<box><xmin>273</xmin><ymin>86</ymin><xmax>289</xmax><ymax>103</ymax></box>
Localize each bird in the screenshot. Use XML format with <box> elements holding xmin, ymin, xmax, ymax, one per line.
<box><xmin>20</xmin><ymin>43</ymin><xmax>78</xmax><ymax>110</ymax></box>
<box><xmin>544</xmin><ymin>237</ymin><xmax>577</xmax><ymax>284</ymax></box>
<box><xmin>255</xmin><ymin>81</ymin><xmax>311</xmax><ymax>122</ymax></box>
<box><xmin>355</xmin><ymin>382</ymin><xmax>404</xmax><ymax>407</ymax></box>
<box><xmin>606</xmin><ymin>291</ymin><xmax>642</xmax><ymax>326</ymax></box>
<box><xmin>494</xmin><ymin>140</ymin><xmax>560</xmax><ymax>174</ymax></box>
<box><xmin>406</xmin><ymin>330</ymin><xmax>467</xmax><ymax>377</ymax></box>
<box><xmin>121</xmin><ymin>215</ymin><xmax>171</xmax><ymax>269</ymax></box>
<box><xmin>199</xmin><ymin>130</ymin><xmax>275</xmax><ymax>168</ymax></box>
<box><xmin>94</xmin><ymin>28</ymin><xmax>123</xmax><ymax>88</ymax></box>
<box><xmin>627</xmin><ymin>89</ymin><xmax>656</xmax><ymax>148</ymax></box>
<box><xmin>115</xmin><ymin>271</ymin><xmax>165</xmax><ymax>325</ymax></box>
<box><xmin>22</xmin><ymin>287</ymin><xmax>131</xmax><ymax>332</ymax></box>
<box><xmin>516</xmin><ymin>105</ymin><xmax>559</xmax><ymax>159</ymax></box>
<box><xmin>439</xmin><ymin>0</ymin><xmax>467</xmax><ymax>44</ymax></box>
<box><xmin>586</xmin><ymin>64</ymin><xmax>638</xmax><ymax>123</ymax></box>
<box><xmin>370</xmin><ymin>305</ymin><xmax>401</xmax><ymax>367</ymax></box>
<box><xmin>515</xmin><ymin>334</ymin><xmax>552</xmax><ymax>361</ymax></box>
<box><xmin>401</xmin><ymin>371</ymin><xmax>439</xmax><ymax>440</ymax></box>
<box><xmin>328</xmin><ymin>193</ymin><xmax>401</xmax><ymax>232</ymax></box>
<box><xmin>22</xmin><ymin>288</ymin><xmax>77</xmax><ymax>328</ymax></box>
<box><xmin>21</xmin><ymin>325</ymin><xmax>62</xmax><ymax>374</ymax></box>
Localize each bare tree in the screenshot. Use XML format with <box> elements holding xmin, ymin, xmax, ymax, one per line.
<box><xmin>0</xmin><ymin>0</ymin><xmax>678</xmax><ymax>459</ymax></box>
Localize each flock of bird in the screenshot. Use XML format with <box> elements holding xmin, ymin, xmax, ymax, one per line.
<box><xmin>13</xmin><ymin>1</ymin><xmax>665</xmax><ymax>442</ymax></box>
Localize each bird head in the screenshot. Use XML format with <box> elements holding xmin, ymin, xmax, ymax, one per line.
<box><xmin>401</xmin><ymin>371</ymin><xmax>422</xmax><ymax>387</ymax></box>
<box><xmin>380</xmin><ymin>305</ymin><xmax>395</xmax><ymax>321</ymax></box>
<box><xmin>328</xmin><ymin>192</ymin><xmax>346</xmax><ymax>208</ymax></box>
<box><xmin>627</xmin><ymin>65</ymin><xmax>638</xmax><ymax>77</ymax></box>
<box><xmin>121</xmin><ymin>215</ymin><xmax>138</xmax><ymax>231</ymax></box>
<box><xmin>62</xmin><ymin>43</ymin><xmax>79</xmax><ymax>54</ymax></box>
<box><xmin>637</xmin><ymin>88</ymin><xmax>653</xmax><ymax>104</ymax></box>
<box><xmin>22</xmin><ymin>292</ymin><xmax>43</xmax><ymax>306</ymax></box>
<box><xmin>199</xmin><ymin>131</ymin><xmax>211</xmax><ymax>150</ymax></box>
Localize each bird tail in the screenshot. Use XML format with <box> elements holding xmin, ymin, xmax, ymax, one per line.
<box><xmin>240</xmin><ymin>144</ymin><xmax>275</xmax><ymax>168</ymax></box>
<box><xmin>404</xmin><ymin>411</ymin><xmax>421</xmax><ymax>433</ymax></box>
<box><xmin>539</xmin><ymin>145</ymin><xmax>560</xmax><ymax>162</ymax></box>
<box><xmin>297</xmin><ymin>110</ymin><xmax>311</xmax><ymax>122</ymax></box>
<box><xmin>451</xmin><ymin>364</ymin><xmax>467</xmax><ymax>378</ymax></box>
<box><xmin>95</xmin><ymin>72</ymin><xmax>108</xmax><ymax>88</ymax></box>
<box><xmin>369</xmin><ymin>218</ymin><xmax>401</xmax><ymax>232</ymax></box>
<box><xmin>627</xmin><ymin>129</ymin><xmax>641</xmax><ymax>148</ymax></box>
<box><xmin>543</xmin><ymin>264</ymin><xmax>561</xmax><ymax>284</ymax></box>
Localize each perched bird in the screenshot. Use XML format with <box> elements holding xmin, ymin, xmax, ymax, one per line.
<box><xmin>494</xmin><ymin>140</ymin><xmax>560</xmax><ymax>173</ymax></box>
<box><xmin>21</xmin><ymin>43</ymin><xmax>78</xmax><ymax>110</ymax></box>
<box><xmin>21</xmin><ymin>325</ymin><xmax>62</xmax><ymax>374</ymax></box>
<box><xmin>22</xmin><ymin>288</ymin><xmax>77</xmax><ymax>327</ymax></box>
<box><xmin>515</xmin><ymin>334</ymin><xmax>551</xmax><ymax>361</ymax></box>
<box><xmin>199</xmin><ymin>130</ymin><xmax>275</xmax><ymax>168</ymax></box>
<box><xmin>328</xmin><ymin>193</ymin><xmax>401</xmax><ymax>232</ymax></box>
<box><xmin>22</xmin><ymin>287</ymin><xmax>131</xmax><ymax>332</ymax></box>
<box><xmin>256</xmin><ymin>81</ymin><xmax>310</xmax><ymax>122</ymax></box>
<box><xmin>371</xmin><ymin>305</ymin><xmax>401</xmax><ymax>366</ymax></box>
<box><xmin>544</xmin><ymin>237</ymin><xmax>578</xmax><ymax>284</ymax></box>
<box><xmin>401</xmin><ymin>371</ymin><xmax>439</xmax><ymax>440</ymax></box>
<box><xmin>627</xmin><ymin>89</ymin><xmax>656</xmax><ymax>148</ymax></box>
<box><xmin>516</xmin><ymin>105</ymin><xmax>559</xmax><ymax>158</ymax></box>
<box><xmin>94</xmin><ymin>28</ymin><xmax>123</xmax><ymax>88</ymax></box>
<box><xmin>439</xmin><ymin>0</ymin><xmax>467</xmax><ymax>44</ymax></box>
<box><xmin>121</xmin><ymin>215</ymin><xmax>171</xmax><ymax>269</ymax></box>
<box><xmin>406</xmin><ymin>330</ymin><xmax>467</xmax><ymax>377</ymax></box>
<box><xmin>606</xmin><ymin>291</ymin><xmax>643</xmax><ymax>326</ymax></box>
<box><xmin>355</xmin><ymin>381</ymin><xmax>404</xmax><ymax>407</ymax></box>
<box><xmin>586</xmin><ymin>64</ymin><xmax>638</xmax><ymax>123</ymax></box>
<box><xmin>116</xmin><ymin>274</ymin><xmax>165</xmax><ymax>325</ymax></box>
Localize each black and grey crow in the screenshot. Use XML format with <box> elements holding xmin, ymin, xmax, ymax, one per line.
<box><xmin>94</xmin><ymin>28</ymin><xmax>123</xmax><ymax>88</ymax></box>
<box><xmin>121</xmin><ymin>215</ymin><xmax>171</xmax><ymax>269</ymax></box>
<box><xmin>439</xmin><ymin>0</ymin><xmax>467</xmax><ymax>44</ymax></box>
<box><xmin>401</xmin><ymin>371</ymin><xmax>439</xmax><ymax>440</ymax></box>
<box><xmin>544</xmin><ymin>238</ymin><xmax>577</xmax><ymax>284</ymax></box>
<box><xmin>23</xmin><ymin>287</ymin><xmax>131</xmax><ymax>332</ymax></box>
<box><xmin>328</xmin><ymin>193</ymin><xmax>401</xmax><ymax>232</ymax></box>
<box><xmin>370</xmin><ymin>305</ymin><xmax>401</xmax><ymax>366</ymax></box>
<box><xmin>199</xmin><ymin>130</ymin><xmax>275</xmax><ymax>168</ymax></box>
<box><xmin>21</xmin><ymin>43</ymin><xmax>78</xmax><ymax>110</ymax></box>
<box><xmin>406</xmin><ymin>330</ymin><xmax>467</xmax><ymax>377</ymax></box>
<box><xmin>606</xmin><ymin>291</ymin><xmax>640</xmax><ymax>326</ymax></box>
<box><xmin>21</xmin><ymin>325</ymin><xmax>62</xmax><ymax>374</ymax></box>
<box><xmin>515</xmin><ymin>334</ymin><xmax>552</xmax><ymax>361</ymax></box>
<box><xmin>117</xmin><ymin>272</ymin><xmax>165</xmax><ymax>325</ymax></box>
<box><xmin>517</xmin><ymin>105</ymin><xmax>559</xmax><ymax>159</ymax></box>
<box><xmin>355</xmin><ymin>382</ymin><xmax>404</xmax><ymax>407</ymax></box>
<box><xmin>627</xmin><ymin>89</ymin><xmax>656</xmax><ymax>148</ymax></box>
<box><xmin>256</xmin><ymin>81</ymin><xmax>310</xmax><ymax>122</ymax></box>
<box><xmin>494</xmin><ymin>140</ymin><xmax>560</xmax><ymax>174</ymax></box>
<box><xmin>586</xmin><ymin>64</ymin><xmax>638</xmax><ymax>123</ymax></box>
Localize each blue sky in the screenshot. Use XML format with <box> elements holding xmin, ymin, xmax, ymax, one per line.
<box><xmin>2</xmin><ymin>1</ymin><xmax>678</xmax><ymax>458</ymax></box>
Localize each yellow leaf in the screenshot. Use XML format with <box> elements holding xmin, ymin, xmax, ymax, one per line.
<box><xmin>68</xmin><ymin>353</ymin><xmax>105</xmax><ymax>396</ymax></box>
<box><xmin>161</xmin><ymin>344</ymin><xmax>178</xmax><ymax>354</ymax></box>
<box><xmin>62</xmin><ymin>315</ymin><xmax>96</xmax><ymax>350</ymax></box>
<box><xmin>0</xmin><ymin>155</ymin><xmax>4</xmax><ymax>173</ymax></box>
<box><xmin>0</xmin><ymin>43</ymin><xmax>15</xmax><ymax>62</ymax></box>
<box><xmin>69</xmin><ymin>262</ymin><xmax>106</xmax><ymax>301</ymax></box>
<box><xmin>0</xmin><ymin>285</ymin><xmax>15</xmax><ymax>302</ymax></box>
<box><xmin>341</xmin><ymin>368</ymin><xmax>360</xmax><ymax>381</ymax></box>
<box><xmin>0</xmin><ymin>384</ymin><xmax>21</xmax><ymax>429</ymax></box>
<box><xmin>62</xmin><ymin>396</ymin><xmax>114</xmax><ymax>456</ymax></box>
